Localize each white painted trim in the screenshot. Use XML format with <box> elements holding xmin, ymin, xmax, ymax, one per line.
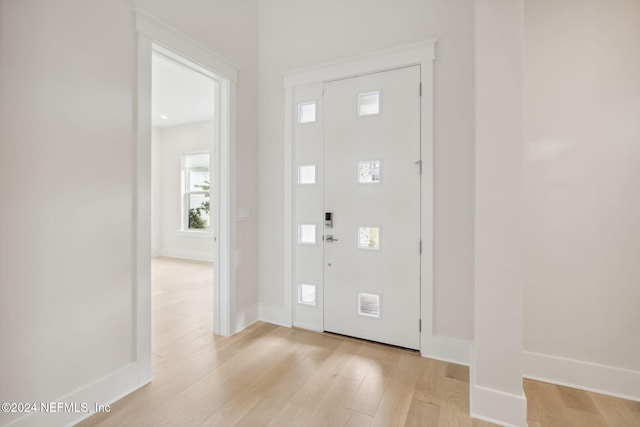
<box><xmin>470</xmin><ymin>385</ymin><xmax>528</xmax><ymax>427</ymax></box>
<box><xmin>283</xmin><ymin>86</ymin><xmax>294</xmax><ymax>329</ymax></box>
<box><xmin>283</xmin><ymin>41</ymin><xmax>436</xmax><ymax>88</ymax></box>
<box><xmin>218</xmin><ymin>77</ymin><xmax>235</xmax><ymax>336</ymax></box>
<box><xmin>135</xmin><ymin>10</ymin><xmax>238</xmax><ymax>82</ymax></box>
<box><xmin>279</xmin><ymin>41</ymin><xmax>452</xmax><ymax>359</ymax></box>
<box><xmin>134</xmin><ymin>33</ymin><xmax>153</xmax><ymax>387</ymax></box>
<box><xmin>412</xmin><ymin>41</ymin><xmax>466</xmax><ymax>365</ymax></box>
<box><xmin>524</xmin><ymin>351</ymin><xmax>640</xmax><ymax>402</ymax></box>
<box><xmin>5</xmin><ymin>363</ymin><xmax>148</xmax><ymax>427</ymax></box>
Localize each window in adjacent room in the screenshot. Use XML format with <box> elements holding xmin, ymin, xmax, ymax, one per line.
<box><xmin>183</xmin><ymin>152</ymin><xmax>211</xmax><ymax>231</ymax></box>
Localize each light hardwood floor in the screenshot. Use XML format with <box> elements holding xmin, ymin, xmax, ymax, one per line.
<box><xmin>78</xmin><ymin>257</ymin><xmax>640</xmax><ymax>427</ymax></box>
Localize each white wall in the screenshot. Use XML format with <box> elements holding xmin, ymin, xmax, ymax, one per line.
<box><xmin>0</xmin><ymin>2</ymin><xmax>137</xmax><ymax>425</ymax></box>
<box><xmin>0</xmin><ymin>0</ymin><xmax>258</xmax><ymax>425</ymax></box>
<box><xmin>152</xmin><ymin>121</ymin><xmax>215</xmax><ymax>261</ymax></box>
<box><xmin>257</xmin><ymin>0</ymin><xmax>475</xmax><ymax>341</ymax></box>
<box><xmin>523</xmin><ymin>0</ymin><xmax>640</xmax><ymax>399</ymax></box>
<box><xmin>471</xmin><ymin>1</ymin><xmax>527</xmax><ymax>425</ymax></box>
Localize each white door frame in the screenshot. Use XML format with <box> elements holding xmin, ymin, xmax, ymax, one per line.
<box><xmin>134</xmin><ymin>10</ymin><xmax>238</xmax><ymax>380</ymax></box>
<box><xmin>283</xmin><ymin>41</ymin><xmax>444</xmax><ymax>357</ymax></box>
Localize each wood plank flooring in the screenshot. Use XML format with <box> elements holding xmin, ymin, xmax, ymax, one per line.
<box><xmin>78</xmin><ymin>257</ymin><xmax>640</xmax><ymax>427</ymax></box>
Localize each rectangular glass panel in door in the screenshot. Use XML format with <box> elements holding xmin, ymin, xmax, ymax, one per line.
<box><xmin>323</xmin><ymin>65</ymin><xmax>421</xmax><ymax>350</ymax></box>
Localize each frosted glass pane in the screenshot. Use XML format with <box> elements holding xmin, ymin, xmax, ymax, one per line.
<box><xmin>299</xmin><ymin>164</ymin><xmax>316</xmax><ymax>184</ymax></box>
<box><xmin>358</xmin><ymin>91</ymin><xmax>380</xmax><ymax>116</ymax></box>
<box><xmin>298</xmin><ymin>283</ymin><xmax>316</xmax><ymax>306</ymax></box>
<box><xmin>298</xmin><ymin>102</ymin><xmax>316</xmax><ymax>123</ymax></box>
<box><xmin>298</xmin><ymin>224</ymin><xmax>316</xmax><ymax>244</ymax></box>
<box><xmin>358</xmin><ymin>160</ymin><xmax>380</xmax><ymax>183</ymax></box>
<box><xmin>358</xmin><ymin>227</ymin><xmax>380</xmax><ymax>249</ymax></box>
<box><xmin>358</xmin><ymin>293</ymin><xmax>380</xmax><ymax>318</ymax></box>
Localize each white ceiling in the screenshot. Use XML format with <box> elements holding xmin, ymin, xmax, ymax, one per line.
<box><xmin>151</xmin><ymin>53</ymin><xmax>215</xmax><ymax>128</ymax></box>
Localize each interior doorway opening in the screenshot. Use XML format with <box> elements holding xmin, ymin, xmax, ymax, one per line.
<box><xmin>150</xmin><ymin>49</ymin><xmax>216</xmax><ymax>335</ymax></box>
<box><xmin>135</xmin><ymin>7</ymin><xmax>238</xmax><ymax>386</ymax></box>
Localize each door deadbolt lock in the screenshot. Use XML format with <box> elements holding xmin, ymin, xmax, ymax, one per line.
<box><xmin>325</xmin><ymin>212</ymin><xmax>333</xmax><ymax>228</ymax></box>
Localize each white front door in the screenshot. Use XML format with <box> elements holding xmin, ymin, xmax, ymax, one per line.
<box><xmin>323</xmin><ymin>65</ymin><xmax>421</xmax><ymax>350</ymax></box>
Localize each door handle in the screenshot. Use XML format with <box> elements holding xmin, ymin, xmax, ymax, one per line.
<box><xmin>325</xmin><ymin>235</ymin><xmax>339</xmax><ymax>243</ymax></box>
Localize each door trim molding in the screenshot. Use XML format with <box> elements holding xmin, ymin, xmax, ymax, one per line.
<box><xmin>283</xmin><ymin>41</ymin><xmax>450</xmax><ymax>358</ymax></box>
<box><xmin>283</xmin><ymin>41</ymin><xmax>435</xmax><ymax>88</ymax></box>
<box><xmin>135</xmin><ymin>10</ymin><xmax>237</xmax><ymax>348</ymax></box>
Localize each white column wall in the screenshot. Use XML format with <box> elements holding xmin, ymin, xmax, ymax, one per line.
<box><xmin>471</xmin><ymin>0</ymin><xmax>527</xmax><ymax>425</ymax></box>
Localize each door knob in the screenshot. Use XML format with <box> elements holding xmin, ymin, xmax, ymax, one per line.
<box><xmin>325</xmin><ymin>235</ymin><xmax>339</xmax><ymax>243</ymax></box>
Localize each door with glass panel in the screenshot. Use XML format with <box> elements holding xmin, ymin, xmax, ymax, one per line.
<box><xmin>323</xmin><ymin>65</ymin><xmax>421</xmax><ymax>349</ymax></box>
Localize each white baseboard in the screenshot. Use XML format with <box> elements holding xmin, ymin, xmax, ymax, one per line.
<box><xmin>234</xmin><ymin>303</ymin><xmax>258</xmax><ymax>333</ymax></box>
<box><xmin>524</xmin><ymin>351</ymin><xmax>640</xmax><ymax>402</ymax></box>
<box><xmin>421</xmin><ymin>334</ymin><xmax>472</xmax><ymax>366</ymax></box>
<box><xmin>158</xmin><ymin>248</ymin><xmax>214</xmax><ymax>262</ymax></box>
<box><xmin>470</xmin><ymin>385</ymin><xmax>527</xmax><ymax>427</ymax></box>
<box><xmin>3</xmin><ymin>362</ymin><xmax>150</xmax><ymax>427</ymax></box>
<box><xmin>258</xmin><ymin>303</ymin><xmax>291</xmax><ymax>328</ymax></box>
